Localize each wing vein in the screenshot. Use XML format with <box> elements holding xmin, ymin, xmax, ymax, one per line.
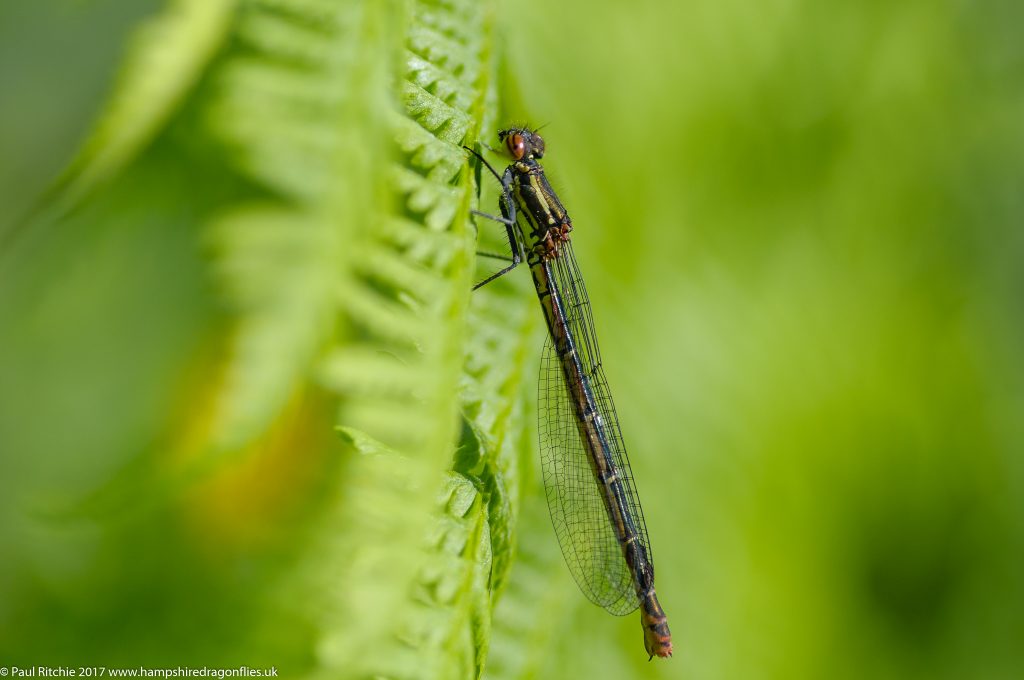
<box><xmin>537</xmin><ymin>243</ymin><xmax>652</xmax><ymax>615</ymax></box>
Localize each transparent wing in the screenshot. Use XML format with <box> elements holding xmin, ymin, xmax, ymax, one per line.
<box><xmin>537</xmin><ymin>242</ymin><xmax>652</xmax><ymax>616</ymax></box>
<box><xmin>539</xmin><ymin>335</ymin><xmax>638</xmax><ymax>614</ymax></box>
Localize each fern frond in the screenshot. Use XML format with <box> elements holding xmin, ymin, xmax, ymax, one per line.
<box><xmin>482</xmin><ymin>495</ymin><xmax>577</xmax><ymax>680</ymax></box>
<box><xmin>59</xmin><ymin>0</ymin><xmax>237</xmax><ymax>206</ymax></box>
<box><xmin>16</xmin><ymin>0</ymin><xmax>535</xmax><ymax>677</ymax></box>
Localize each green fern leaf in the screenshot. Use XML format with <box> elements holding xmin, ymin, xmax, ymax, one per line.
<box><xmin>58</xmin><ymin>0</ymin><xmax>237</xmax><ymax>207</ymax></box>
<box><xmin>2</xmin><ymin>0</ymin><xmax>539</xmax><ymax>677</ymax></box>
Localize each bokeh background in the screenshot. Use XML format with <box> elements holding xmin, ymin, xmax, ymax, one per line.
<box><xmin>2</xmin><ymin>1</ymin><xmax>1022</xmax><ymax>679</ymax></box>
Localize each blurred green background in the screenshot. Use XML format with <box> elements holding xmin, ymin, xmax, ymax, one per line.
<box><xmin>1</xmin><ymin>1</ymin><xmax>1022</xmax><ymax>679</ymax></box>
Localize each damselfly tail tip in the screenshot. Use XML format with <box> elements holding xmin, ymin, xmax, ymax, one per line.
<box><xmin>643</xmin><ymin>619</ymin><xmax>673</xmax><ymax>659</ymax></box>
<box><xmin>647</xmin><ymin>640</ymin><xmax>673</xmax><ymax>660</ymax></box>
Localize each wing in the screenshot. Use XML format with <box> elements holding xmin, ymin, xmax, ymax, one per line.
<box><xmin>539</xmin><ymin>335</ymin><xmax>639</xmax><ymax>615</ymax></box>
<box><xmin>538</xmin><ymin>242</ymin><xmax>652</xmax><ymax>616</ymax></box>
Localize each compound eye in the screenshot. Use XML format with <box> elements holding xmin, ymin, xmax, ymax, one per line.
<box><xmin>506</xmin><ymin>133</ymin><xmax>526</xmax><ymax>160</ymax></box>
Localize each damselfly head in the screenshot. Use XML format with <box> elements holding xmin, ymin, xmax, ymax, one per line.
<box><xmin>498</xmin><ymin>127</ymin><xmax>546</xmax><ymax>160</ymax></box>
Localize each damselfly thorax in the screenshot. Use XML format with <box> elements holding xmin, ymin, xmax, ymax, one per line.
<box><xmin>508</xmin><ymin>158</ymin><xmax>573</xmax><ymax>261</ymax></box>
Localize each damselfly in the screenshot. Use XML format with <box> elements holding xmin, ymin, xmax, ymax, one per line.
<box><xmin>467</xmin><ymin>127</ymin><xmax>672</xmax><ymax>659</ymax></box>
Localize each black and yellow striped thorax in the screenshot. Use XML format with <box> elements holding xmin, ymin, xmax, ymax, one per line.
<box><xmin>509</xmin><ymin>159</ymin><xmax>573</xmax><ymax>262</ymax></box>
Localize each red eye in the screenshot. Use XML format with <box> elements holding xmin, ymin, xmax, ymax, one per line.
<box><xmin>506</xmin><ymin>133</ymin><xmax>526</xmax><ymax>160</ymax></box>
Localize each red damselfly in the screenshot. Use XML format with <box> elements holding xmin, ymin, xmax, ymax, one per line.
<box><xmin>467</xmin><ymin>127</ymin><xmax>672</xmax><ymax>659</ymax></box>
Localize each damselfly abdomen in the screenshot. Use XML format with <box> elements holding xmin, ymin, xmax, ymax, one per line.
<box><xmin>467</xmin><ymin>127</ymin><xmax>672</xmax><ymax>659</ymax></box>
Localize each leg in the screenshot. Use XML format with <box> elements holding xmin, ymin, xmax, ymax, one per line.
<box><xmin>473</xmin><ymin>219</ymin><xmax>522</xmax><ymax>290</ymax></box>
<box><xmin>477</xmin><ymin>251</ymin><xmax>514</xmax><ymax>262</ymax></box>
<box><xmin>463</xmin><ymin>145</ymin><xmax>505</xmax><ymax>185</ymax></box>
<box><xmin>464</xmin><ymin>145</ymin><xmax>518</xmax><ymax>221</ymax></box>
<box><xmin>464</xmin><ymin>147</ymin><xmax>523</xmax><ymax>288</ymax></box>
<box><xmin>464</xmin><ymin>148</ymin><xmax>516</xmax><ymax>225</ymax></box>
<box><xmin>472</xmin><ymin>209</ymin><xmax>516</xmax><ymax>226</ymax></box>
<box><xmin>473</xmin><ymin>193</ymin><xmax>523</xmax><ymax>290</ymax></box>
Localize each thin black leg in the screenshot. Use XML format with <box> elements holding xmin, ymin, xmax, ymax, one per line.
<box><xmin>472</xmin><ymin>209</ymin><xmax>516</xmax><ymax>226</ymax></box>
<box><xmin>465</xmin><ymin>147</ymin><xmax>523</xmax><ymax>289</ymax></box>
<box><xmin>464</xmin><ymin>146</ymin><xmax>505</xmax><ymax>184</ymax></box>
<box><xmin>477</xmin><ymin>251</ymin><xmax>514</xmax><ymax>262</ymax></box>
<box><xmin>473</xmin><ymin>215</ymin><xmax>522</xmax><ymax>290</ymax></box>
